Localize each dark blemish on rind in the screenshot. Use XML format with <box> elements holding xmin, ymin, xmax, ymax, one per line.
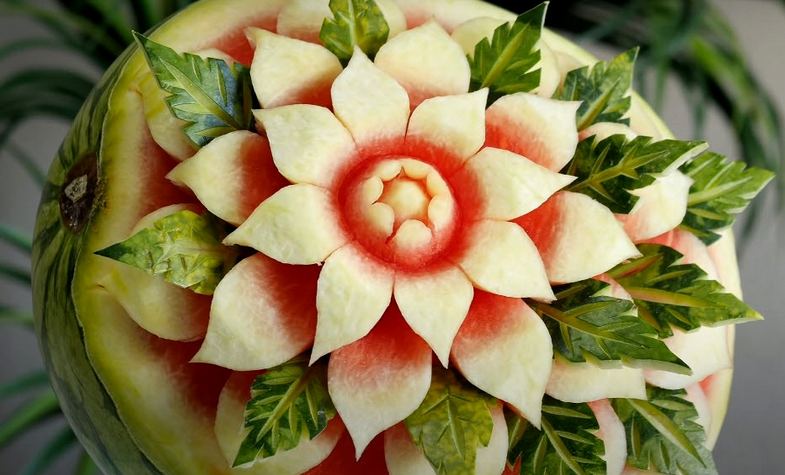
<box><xmin>60</xmin><ymin>153</ymin><xmax>98</xmax><ymax>233</ymax></box>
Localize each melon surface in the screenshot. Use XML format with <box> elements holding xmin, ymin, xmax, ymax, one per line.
<box><xmin>32</xmin><ymin>1</ymin><xmax>771</xmax><ymax>474</ymax></box>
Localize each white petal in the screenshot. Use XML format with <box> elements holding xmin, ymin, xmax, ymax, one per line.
<box><xmin>375</xmin><ymin>20</ymin><xmax>471</xmax><ymax>106</ymax></box>
<box><xmin>486</xmin><ymin>92</ymin><xmax>580</xmax><ymax>171</ymax></box>
<box><xmin>167</xmin><ymin>131</ymin><xmax>285</xmax><ymax>226</ymax></box>
<box><xmin>519</xmin><ymin>191</ymin><xmax>640</xmax><ymax>284</ymax></box>
<box><xmin>546</xmin><ymin>359</ymin><xmax>646</xmax><ymax>403</ymax></box>
<box><xmin>457</xmin><ymin>220</ymin><xmax>554</xmax><ymax>300</ymax></box>
<box><xmin>461</xmin><ymin>147</ymin><xmax>575</xmax><ymax>221</ymax></box>
<box><xmin>328</xmin><ymin>312</ymin><xmax>431</xmax><ymax>457</ymax></box>
<box><xmin>192</xmin><ymin>254</ymin><xmax>318</xmax><ymax>370</ymax></box>
<box><xmin>452</xmin><ymin>294</ymin><xmax>553</xmax><ymax>427</ymax></box>
<box><xmin>620</xmin><ymin>171</ymin><xmax>694</xmax><ymax>242</ymax></box>
<box><xmin>225</xmin><ymin>184</ymin><xmax>347</xmax><ymax>265</ymax></box>
<box><xmin>579</xmin><ymin>122</ymin><xmax>638</xmax><ymax>142</ymax></box>
<box><xmin>450</xmin><ymin>16</ymin><xmax>506</xmax><ymax>56</ymax></box>
<box><xmin>332</xmin><ymin>49</ymin><xmax>410</xmax><ymax>146</ymax></box>
<box><xmin>645</xmin><ymin>326</ymin><xmax>731</xmax><ymax>389</ymax></box>
<box><xmin>407</xmin><ymin>89</ymin><xmax>488</xmax><ymax>166</ymax></box>
<box><xmin>255</xmin><ymin>105</ymin><xmax>356</xmax><ymax>187</ymax></box>
<box><xmin>311</xmin><ymin>245</ymin><xmax>394</xmax><ymax>362</ymax></box>
<box><xmin>247</xmin><ymin>28</ymin><xmax>342</xmax><ymax>108</ymax></box>
<box><xmin>588</xmin><ymin>400</ymin><xmax>627</xmax><ymax>475</ymax></box>
<box><xmin>394</xmin><ymin>266</ymin><xmax>474</xmax><ymax>366</ymax></box>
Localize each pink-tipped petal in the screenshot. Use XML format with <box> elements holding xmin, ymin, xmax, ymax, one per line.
<box><xmin>588</xmin><ymin>400</ymin><xmax>627</xmax><ymax>475</ymax></box>
<box><xmin>452</xmin><ymin>292</ymin><xmax>553</xmax><ymax>427</ymax></box>
<box><xmin>167</xmin><ymin>131</ymin><xmax>287</xmax><ymax>226</ymax></box>
<box><xmin>225</xmin><ymin>184</ymin><xmax>348</xmax><ymax>265</ymax></box>
<box><xmin>456</xmin><ymin>220</ymin><xmax>554</xmax><ymax>300</ymax></box>
<box><xmin>332</xmin><ymin>49</ymin><xmax>410</xmax><ymax>147</ymax></box>
<box><xmin>254</xmin><ymin>105</ymin><xmax>356</xmax><ymax>188</ymax></box>
<box><xmin>517</xmin><ymin>191</ymin><xmax>640</xmax><ymax>284</ymax></box>
<box><xmin>458</xmin><ymin>147</ymin><xmax>575</xmax><ymax>221</ymax></box>
<box><xmin>312</xmin><ymin>245</ymin><xmax>394</xmax><ymax>363</ymax></box>
<box><xmin>375</xmin><ymin>21</ymin><xmax>471</xmax><ymax>106</ymax></box>
<box><xmin>618</xmin><ymin>171</ymin><xmax>693</xmax><ymax>242</ymax></box>
<box><xmin>406</xmin><ymin>90</ymin><xmax>488</xmax><ymax>165</ymax></box>
<box><xmin>192</xmin><ymin>254</ymin><xmax>319</xmax><ymax>370</ymax></box>
<box><xmin>247</xmin><ymin>28</ymin><xmax>341</xmax><ymax>108</ymax></box>
<box><xmin>329</xmin><ymin>309</ymin><xmax>431</xmax><ymax>458</ymax></box>
<box><xmin>486</xmin><ymin>93</ymin><xmax>580</xmax><ymax>171</ymax></box>
<box><xmin>394</xmin><ymin>265</ymin><xmax>474</xmax><ymax>367</ymax></box>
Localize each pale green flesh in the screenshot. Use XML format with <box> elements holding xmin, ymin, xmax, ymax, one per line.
<box><xmin>32</xmin><ymin>1</ymin><xmax>736</xmax><ymax>474</ymax></box>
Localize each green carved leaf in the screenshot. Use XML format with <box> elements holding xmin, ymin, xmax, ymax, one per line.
<box><xmin>555</xmin><ymin>48</ymin><xmax>638</xmax><ymax>130</ymax></box>
<box><xmin>613</xmin><ymin>386</ymin><xmax>717</xmax><ymax>474</ymax></box>
<box><xmin>234</xmin><ymin>357</ymin><xmax>335</xmax><ymax>467</ymax></box>
<box><xmin>405</xmin><ymin>367</ymin><xmax>494</xmax><ymax>475</ymax></box>
<box><xmin>469</xmin><ymin>2</ymin><xmax>547</xmax><ymax>102</ymax></box>
<box><xmin>529</xmin><ymin>280</ymin><xmax>689</xmax><ymax>373</ymax></box>
<box><xmin>134</xmin><ymin>32</ymin><xmax>254</xmax><ymax>148</ymax></box>
<box><xmin>609</xmin><ymin>244</ymin><xmax>762</xmax><ymax>337</ymax></box>
<box><xmin>507</xmin><ymin>398</ymin><xmax>605</xmax><ymax>475</ymax></box>
<box><xmin>320</xmin><ymin>0</ymin><xmax>390</xmax><ymax>64</ymax></box>
<box><xmin>680</xmin><ymin>151</ymin><xmax>774</xmax><ymax>244</ymax></box>
<box><xmin>95</xmin><ymin>209</ymin><xmax>236</xmax><ymax>295</ymax></box>
<box><xmin>565</xmin><ymin>134</ymin><xmax>707</xmax><ymax>213</ymax></box>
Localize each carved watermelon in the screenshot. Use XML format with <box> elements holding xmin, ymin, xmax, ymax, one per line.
<box><xmin>33</xmin><ymin>1</ymin><xmax>770</xmax><ymax>474</ymax></box>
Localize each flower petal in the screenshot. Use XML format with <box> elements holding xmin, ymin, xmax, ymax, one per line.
<box><xmin>406</xmin><ymin>89</ymin><xmax>488</xmax><ymax>168</ymax></box>
<box><xmin>383</xmin><ymin>403</ymin><xmax>508</xmax><ymax>475</ymax></box>
<box><xmin>247</xmin><ymin>28</ymin><xmax>342</xmax><ymax>108</ymax></box>
<box><xmin>328</xmin><ymin>309</ymin><xmax>431</xmax><ymax>457</ymax></box>
<box><xmin>619</xmin><ymin>171</ymin><xmax>693</xmax><ymax>242</ymax></box>
<box><xmin>588</xmin><ymin>400</ymin><xmax>627</xmax><ymax>475</ymax></box>
<box><xmin>451</xmin><ymin>293</ymin><xmax>553</xmax><ymax>427</ymax></box>
<box><xmin>332</xmin><ymin>49</ymin><xmax>410</xmax><ymax>147</ymax></box>
<box><xmin>394</xmin><ymin>265</ymin><xmax>474</xmax><ymax>367</ymax></box>
<box><xmin>517</xmin><ymin>191</ymin><xmax>640</xmax><ymax>284</ymax></box>
<box><xmin>375</xmin><ymin>20</ymin><xmax>471</xmax><ymax>106</ymax></box>
<box><xmin>215</xmin><ymin>372</ymin><xmax>344</xmax><ymax>473</ymax></box>
<box><xmin>458</xmin><ymin>147</ymin><xmax>575</xmax><ymax>221</ymax></box>
<box><xmin>485</xmin><ymin>92</ymin><xmax>580</xmax><ymax>171</ymax></box>
<box><xmin>579</xmin><ymin>121</ymin><xmax>638</xmax><ymax>142</ymax></box>
<box><xmin>546</xmin><ymin>360</ymin><xmax>646</xmax><ymax>403</ymax></box>
<box><xmin>277</xmin><ymin>0</ymin><xmax>406</xmax><ymax>43</ymax></box>
<box><xmin>192</xmin><ymin>254</ymin><xmax>319</xmax><ymax>370</ymax></box>
<box><xmin>456</xmin><ymin>220</ymin><xmax>554</xmax><ymax>300</ymax></box>
<box><xmin>254</xmin><ymin>105</ymin><xmax>356</xmax><ymax>187</ymax></box>
<box><xmin>225</xmin><ymin>184</ymin><xmax>347</xmax><ymax>265</ymax></box>
<box><xmin>644</xmin><ymin>326</ymin><xmax>731</xmax><ymax>390</ymax></box>
<box><xmin>311</xmin><ymin>245</ymin><xmax>394</xmax><ymax>363</ymax></box>
<box><xmin>167</xmin><ymin>131</ymin><xmax>287</xmax><ymax>226</ymax></box>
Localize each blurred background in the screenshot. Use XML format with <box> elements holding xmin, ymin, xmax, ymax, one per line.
<box><xmin>0</xmin><ymin>0</ymin><xmax>782</xmax><ymax>473</ymax></box>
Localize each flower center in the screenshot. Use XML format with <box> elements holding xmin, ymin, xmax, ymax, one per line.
<box><xmin>340</xmin><ymin>157</ymin><xmax>458</xmax><ymax>269</ymax></box>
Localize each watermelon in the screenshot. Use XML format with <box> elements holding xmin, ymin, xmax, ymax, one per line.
<box><xmin>33</xmin><ymin>1</ymin><xmax>769</xmax><ymax>474</ymax></box>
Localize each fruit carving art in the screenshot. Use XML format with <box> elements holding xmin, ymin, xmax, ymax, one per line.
<box><xmin>32</xmin><ymin>1</ymin><xmax>773</xmax><ymax>474</ymax></box>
